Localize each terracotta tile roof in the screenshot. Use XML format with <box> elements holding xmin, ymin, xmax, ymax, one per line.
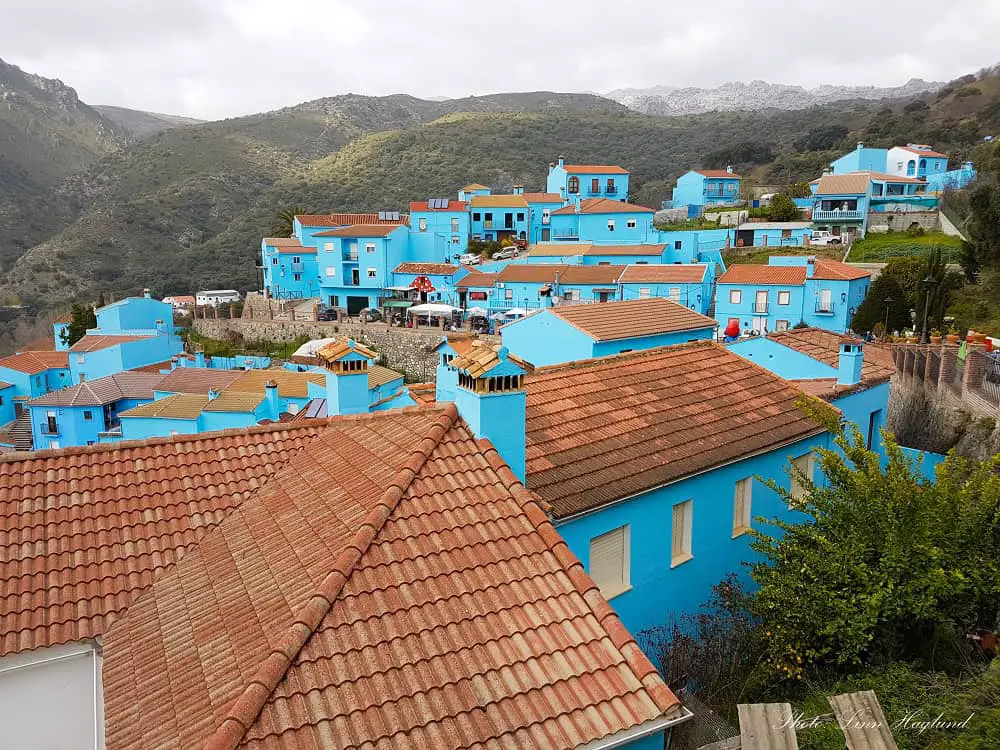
<box><xmin>525</xmin><ymin>342</ymin><xmax>827</xmax><ymax>518</ymax></box>
<box><xmin>296</xmin><ymin>213</ymin><xmax>408</xmax><ymax>227</ymax></box>
<box><xmin>154</xmin><ymin>368</ymin><xmax>245</xmax><ymax>394</ymax></box>
<box><xmin>0</xmin><ymin>421</ymin><xmax>328</xmax><ymax>658</ymax></box>
<box><xmin>717</xmin><ymin>265</ymin><xmax>808</xmax><ymax>285</ymax></box>
<box><xmin>432</xmin><ymin>334</ymin><xmax>485</xmax><ymax>358</ymax></box>
<box><xmin>811</xmin><ymin>259</ymin><xmax>871</xmax><ymax>281</ymax></box>
<box><xmin>451</xmin><ymin>342</ymin><xmax>532</xmax><ymax>378</ymax></box>
<box><xmin>559</xmin><ymin>265</ymin><xmax>627</xmax><ymax>284</ymax></box>
<box><xmin>563</xmin><ymin>164</ymin><xmax>629</xmax><ymax>174</ymax></box>
<box><xmin>164</xmin><ymin>295</ymin><xmax>196</xmax><ymax>305</ymax></box>
<box><xmin>131</xmin><ymin>360</ymin><xmax>173</xmax><ymax>373</ymax></box>
<box><xmin>0</xmin><ymin>351</ymin><xmax>70</xmax><ymax>374</ymax></box>
<box><xmin>119</xmin><ymin>393</ymin><xmax>209</xmax><ymax>419</ymax></box>
<box><xmin>316</xmin><ymin>338</ymin><xmax>378</xmax><ymax>365</ymax></box>
<box><xmin>868</xmin><ymin>171</ymin><xmax>927</xmax><ymax>184</ymax></box>
<box><xmin>522</xmin><ymin>191</ymin><xmax>565</xmax><ymax>203</ymax></box>
<box><xmin>814</xmin><ymin>173</ymin><xmax>872</xmax><ymax>195</ymax></box>
<box><xmin>226</xmin><ymin>369</ymin><xmax>325</xmax><ymax>399</ymax></box>
<box><xmin>461</xmin><ymin>183</ymin><xmax>490</xmax><ymax>191</ymax></box>
<box><xmin>693</xmin><ymin>169</ymin><xmax>742</xmax><ymax>179</ymax></box>
<box><xmin>393</xmin><ymin>261</ymin><xmax>460</xmax><ymax>276</ymax></box>
<box><xmin>311</xmin><ymin>224</ymin><xmax>404</xmax><ymax>238</ymax></box>
<box><xmin>367</xmin><ymin>363</ymin><xmax>404</xmax><ymax>388</ymax></box>
<box><xmin>68</xmin><ymin>335</ymin><xmax>149</xmax><ymax>353</ymax></box>
<box><xmin>407</xmin><ymin>382</ymin><xmax>437</xmax><ymax>404</ymax></box>
<box><xmin>202</xmin><ymin>391</ymin><xmax>265</xmax><ymax>413</ymax></box>
<box><xmin>455</xmin><ymin>269</ymin><xmax>498</xmax><ymax>288</ymax></box>
<box><xmin>550</xmin><ymin>298</ymin><xmax>716</xmax><ymax>342</ymax></box>
<box><xmin>470</xmin><ymin>194</ymin><xmax>529</xmax><ymax>208</ymax></box>
<box><xmin>28</xmin><ymin>372</ymin><xmax>165</xmax><ymax>407</ymax></box>
<box><xmin>262</xmin><ymin>237</ymin><xmax>302</xmax><ymax>248</ymax></box>
<box><xmin>898</xmin><ymin>145</ymin><xmax>948</xmax><ymax>158</ymax></box>
<box><xmin>530</xmin><ymin>242</ymin><xmax>592</xmax><ymax>256</ymax></box>
<box><xmin>102</xmin><ymin>405</ymin><xmax>682</xmax><ymax>750</ymax></box>
<box><xmin>586</xmin><ymin>244</ymin><xmax>667</xmax><ymax>257</ymax></box>
<box><xmin>496</xmin><ymin>264</ymin><xmax>569</xmax><ymax>283</ymax></box>
<box><xmin>767</xmin><ymin>328</ymin><xmax>895</xmax><ymax>385</ymax></box>
<box><xmin>408</xmin><ymin>200</ymin><xmax>469</xmax><ymax>212</ymax></box>
<box><xmin>620</xmin><ymin>264</ymin><xmax>709</xmax><ymax>283</ymax></box>
<box><xmin>552</xmin><ymin>198</ymin><xmax>655</xmax><ymax>215</ymax></box>
<box><xmin>277</xmin><ymin>245</ymin><xmax>316</xmax><ymax>255</ymax></box>
<box><xmin>0</xmin><ymin>381</ymin><xmax>12</xmax><ymax>390</ymax></box>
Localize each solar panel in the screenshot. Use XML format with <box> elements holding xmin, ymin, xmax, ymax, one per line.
<box><xmin>377</xmin><ymin>211</ymin><xmax>388</xmax><ymax>220</ymax></box>
<box><xmin>427</xmin><ymin>199</ymin><xmax>439</xmax><ymax>209</ymax></box>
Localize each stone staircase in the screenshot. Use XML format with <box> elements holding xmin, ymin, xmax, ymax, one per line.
<box><xmin>9</xmin><ymin>411</ymin><xmax>33</xmax><ymax>451</ymax></box>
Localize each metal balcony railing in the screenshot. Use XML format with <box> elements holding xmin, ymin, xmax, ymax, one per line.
<box><xmin>812</xmin><ymin>209</ymin><xmax>864</xmax><ymax>220</ymax></box>
<box><xmin>753</xmin><ymin>302</ymin><xmax>769</xmax><ymax>314</ymax></box>
<box><xmin>815</xmin><ymin>301</ymin><xmax>836</xmax><ymax>315</ymax></box>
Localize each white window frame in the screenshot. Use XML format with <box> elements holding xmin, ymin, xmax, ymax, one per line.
<box><xmin>451</xmin><ymin>236</ymin><xmax>460</xmax><ymax>245</ymax></box>
<box><xmin>607</xmin><ymin>219</ymin><xmax>615</xmax><ymax>232</ymax></box>
<box><xmin>777</xmin><ymin>290</ymin><xmax>791</xmax><ymax>306</ymax></box>
<box><xmin>451</xmin><ymin>218</ymin><xmax>460</xmax><ymax>233</ymax></box>
<box><xmin>733</xmin><ymin>478</ymin><xmax>752</xmax><ymax>537</ymax></box>
<box><xmin>671</xmin><ymin>500</ymin><xmax>693</xmax><ymax>567</ymax></box>
<box><xmin>505</xmin><ymin>289</ymin><xmax>513</xmax><ymax>300</ymax></box>
<box><xmin>325</xmin><ymin>267</ymin><xmax>336</xmax><ymax>277</ymax></box>
<box><xmin>775</xmin><ymin>319</ymin><xmax>789</xmax><ymax>331</ymax></box>
<box><xmin>365</xmin><ymin>242</ymin><xmax>376</xmax><ymax>254</ymax></box>
<box><xmin>324</xmin><ymin>242</ymin><xmax>334</xmax><ymax>252</ymax></box>
<box><xmin>790</xmin><ymin>453</ymin><xmax>815</xmax><ymax>507</ymax></box>
<box><xmin>588</xmin><ymin>525</ymin><xmax>630</xmax><ymax>599</ymax></box>
<box><xmin>627</xmin><ymin>218</ymin><xmax>637</xmax><ymax>229</ymax></box>
<box><xmin>668</xmin><ymin>287</ymin><xmax>681</xmax><ymax>302</ymax></box>
<box><xmin>729</xmin><ymin>289</ymin><xmax>742</xmax><ymax>304</ymax></box>
<box><xmin>367</xmin><ymin>268</ymin><xmax>377</xmax><ymax>279</ymax></box>
<box><xmin>638</xmin><ymin>287</ymin><xmax>651</xmax><ymax>299</ymax></box>
<box><xmin>418</xmin><ymin>218</ymin><xmax>428</xmax><ymax>232</ymax></box>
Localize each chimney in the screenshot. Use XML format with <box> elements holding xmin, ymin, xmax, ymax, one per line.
<box><xmin>837</xmin><ymin>341</ymin><xmax>864</xmax><ymax>387</ymax></box>
<box><xmin>557</xmin><ymin>154</ymin><xmax>565</xmax><ymax>168</ymax></box>
<box><xmin>194</xmin><ymin>346</ymin><xmax>206</xmax><ymax>368</ymax></box>
<box><xmin>451</xmin><ymin>345</ymin><xmax>527</xmax><ymax>481</ymax></box>
<box><xmin>207</xmin><ymin>388</ymin><xmax>220</xmax><ymax>401</ymax></box>
<box><xmin>726</xmin><ymin>164</ymin><xmax>733</xmax><ymax>174</ymax></box>
<box><xmin>435</xmin><ymin>336</ymin><xmax>460</xmax><ymax>403</ymax></box>
<box><xmin>143</xmin><ymin>288</ymin><xmax>151</xmax><ymax>299</ymax></box>
<box><xmin>857</xmin><ymin>141</ymin><xmax>864</xmax><ymax>151</ymax></box>
<box><xmin>155</xmin><ymin>318</ymin><xmax>165</xmax><ymax>335</ymax></box>
<box><xmin>806</xmin><ymin>256</ymin><xmax>816</xmax><ymax>278</ymax></box>
<box><xmin>548</xmin><ymin>161</ymin><xmax>555</xmax><ymax>174</ymax></box>
<box><xmin>324</xmin><ymin>338</ymin><xmax>373</xmax><ymax>416</ymax></box>
<box><xmin>264</xmin><ymin>379</ymin><xmax>280</xmax><ymax>420</ymax></box>
<box><xmin>169</xmin><ymin>356</ymin><xmax>179</xmax><ymax>371</ymax></box>
<box><xmin>512</xmin><ymin>184</ymin><xmax>524</xmax><ymax>195</ymax></box>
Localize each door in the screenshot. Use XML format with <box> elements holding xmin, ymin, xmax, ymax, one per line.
<box><xmin>819</xmin><ymin>289</ymin><xmax>832</xmax><ymax>313</ymax></box>
<box><xmin>754</xmin><ymin>290</ymin><xmax>768</xmax><ymax>314</ymax></box>
<box><xmin>541</xmin><ymin>228</ymin><xmax>550</xmax><ymax>241</ymax></box>
<box><xmin>504</xmin><ymin>212</ymin><xmax>514</xmax><ymax>230</ymax></box>
<box><xmin>346</xmin><ymin>296</ymin><xmax>368</xmax><ymax>315</ymax></box>
<box><xmin>351</xmin><ymin>269</ymin><xmax>360</xmax><ymax>285</ymax></box>
<box><xmin>751</xmin><ymin>316</ymin><xmax>767</xmax><ymax>334</ymax></box>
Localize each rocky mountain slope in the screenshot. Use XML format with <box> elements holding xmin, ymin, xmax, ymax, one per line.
<box><xmin>93</xmin><ymin>106</ymin><xmax>203</xmax><ymax>138</ymax></box>
<box><xmin>607</xmin><ymin>78</ymin><xmax>945</xmax><ymax>115</ymax></box>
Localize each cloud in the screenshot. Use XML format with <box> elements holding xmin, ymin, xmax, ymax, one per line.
<box><xmin>1</xmin><ymin>0</ymin><xmax>998</xmax><ymax>119</ymax></box>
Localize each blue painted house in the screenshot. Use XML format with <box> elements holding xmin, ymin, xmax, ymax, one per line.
<box><xmin>501</xmin><ymin>297</ymin><xmax>716</xmax><ymax>366</ymax></box>
<box><xmin>830</xmin><ymin>142</ymin><xmax>889</xmax><ymax>174</ymax></box>
<box><xmin>546</xmin><ymin>157</ymin><xmax>629</xmax><ymax>204</ymax></box>
<box><xmin>0</xmin><ymin>381</ymin><xmax>16</xmax><ymax>427</ymax></box>
<box><xmin>715</xmin><ymin>256</ymin><xmax>871</xmax><ymax>334</ymax></box>
<box><xmin>671</xmin><ymin>168</ymin><xmax>742</xmax><ymax>210</ymax></box>
<box><xmin>886</xmin><ymin>144</ymin><xmax>948</xmax><ymax>179</ymax></box>
<box><xmin>618</xmin><ymin>264</ymin><xmax>714</xmax><ymax>313</ymax></box>
<box><xmin>261</xmin><ymin>237</ymin><xmax>320</xmax><ymax>300</ymax></box>
<box><xmin>732</xmin><ymin>222</ymin><xmax>812</xmax><ymax>249</ymax></box>
<box><xmin>408</xmin><ymin>199</ymin><xmax>470</xmax><ymax>257</ymax></box>
<box><xmin>811</xmin><ymin>171</ymin><xmax>932</xmax><ymax>238</ymax></box>
<box><xmin>119</xmin><ymin>390</ymin><xmax>272</xmax><ymax>440</ymax></box>
<box><xmin>313</xmin><ymin>224</ymin><xmax>413</xmax><ymax>314</ymax></box>
<box><xmin>523</xmin><ymin>191</ymin><xmax>566</xmax><ymax>244</ymax></box>
<box><xmin>549</xmin><ymin>198</ymin><xmax>658</xmax><ymax>244</ymax></box>
<box><xmin>729</xmin><ymin>328</ymin><xmax>896</xmax><ymax>456</ymax></box>
<box><xmin>470</xmin><ymin>194</ymin><xmax>529</xmax><ymax>243</ymax></box>
<box><xmin>26</xmin><ymin>371</ymin><xmax>165</xmax><ymax>450</ymax></box>
<box><xmin>0</xmin><ymin>351</ymin><xmax>71</xmax><ymax>405</ymax></box>
<box><xmin>389</xmin><ymin>262</ymin><xmax>468</xmax><ymax>307</ymax></box>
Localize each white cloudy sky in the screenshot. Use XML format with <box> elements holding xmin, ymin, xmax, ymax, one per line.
<box><xmin>3</xmin><ymin>0</ymin><xmax>999</xmax><ymax>120</ymax></box>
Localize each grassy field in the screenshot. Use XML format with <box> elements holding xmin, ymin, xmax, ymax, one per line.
<box><xmin>846</xmin><ymin>232</ymin><xmax>964</xmax><ymax>262</ymax></box>
<box><xmin>723</xmin><ymin>246</ymin><xmax>845</xmax><ymax>265</ymax></box>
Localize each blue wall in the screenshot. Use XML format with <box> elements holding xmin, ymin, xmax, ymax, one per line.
<box><xmin>410</xmin><ymin>208</ymin><xmax>470</xmax><ymax>254</ymax></box>
<box><xmin>557</xmin><ymin>433</ymin><xmax>831</xmax><ymax>637</ymax></box>
<box><xmin>546</xmin><ymin>164</ymin><xmax>629</xmax><ymax>204</ymax></box>
<box><xmin>0</xmin><ymin>384</ymin><xmax>15</xmax><ymax>425</ymax></box>
<box><xmin>619</xmin><ymin>282</ymin><xmax>713</xmax><ymax>314</ymax></box>
<box><xmin>729</xmin><ymin>338</ymin><xmax>836</xmax><ymax>379</ymax></box>
<box><xmin>831</xmin><ymin>146</ymin><xmax>888</xmax><ymax>174</ymax></box>
<box><xmin>672</xmin><ymin>171</ymin><xmax>741</xmax><ymax>208</ymax></box>
<box><xmin>315</xmin><ymin>227</ymin><xmax>412</xmax><ymax>309</ymax></box>
<box><xmin>470</xmin><ymin>202</ymin><xmax>529</xmax><ymax>242</ymax></box>
<box><xmin>69</xmin><ymin>335</ymin><xmax>183</xmax><ymax>383</ymax></box>
<box><xmin>0</xmin><ymin>365</ymin><xmax>71</xmax><ymax>399</ymax></box>
<box><xmin>262</xmin><ymin>242</ymin><xmax>320</xmax><ymax>300</ymax></box>
<box><xmin>96</xmin><ymin>297</ymin><xmax>174</xmax><ymax>334</ymax></box>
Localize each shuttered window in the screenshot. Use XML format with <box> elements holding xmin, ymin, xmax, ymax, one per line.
<box><xmin>733</xmin><ymin>478</ymin><xmax>752</xmax><ymax>536</ymax></box>
<box><xmin>790</xmin><ymin>453</ymin><xmax>815</xmax><ymax>506</ymax></box>
<box><xmin>589</xmin><ymin>526</ymin><xmax>629</xmax><ymax>599</ymax></box>
<box><xmin>671</xmin><ymin>500</ymin><xmax>693</xmax><ymax>566</ymax></box>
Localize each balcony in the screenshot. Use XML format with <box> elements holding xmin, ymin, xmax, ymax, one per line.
<box><xmin>753</xmin><ymin>302</ymin><xmax>769</xmax><ymax>314</ymax></box>
<box><xmin>291</xmin><ymin>262</ymin><xmax>304</xmax><ymax>272</ymax></box>
<box><xmin>343</xmin><ymin>253</ymin><xmax>358</xmax><ymax>262</ymax></box>
<box><xmin>812</xmin><ymin>209</ymin><xmax>864</xmax><ymax>221</ymax></box>
<box><xmin>553</xmin><ymin>230</ymin><xmax>580</xmax><ymax>239</ymax></box>
<box><xmin>815</xmin><ymin>301</ymin><xmax>836</xmax><ymax>315</ymax></box>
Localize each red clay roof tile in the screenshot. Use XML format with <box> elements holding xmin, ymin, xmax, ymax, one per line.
<box><xmin>767</xmin><ymin>328</ymin><xmax>894</xmax><ymax>386</ymax></box>
<box><xmin>0</xmin><ymin>350</ymin><xmax>70</xmax><ymax>374</ymax></box>
<box><xmin>549</xmin><ymin>298</ymin><xmax>716</xmax><ymax>342</ymax></box>
<box><xmin>717</xmin><ymin>265</ymin><xmax>808</xmax><ymax>285</ymax></box>
<box><xmin>68</xmin><ymin>335</ymin><xmax>150</xmax><ymax>352</ymax></box>
<box><xmin>393</xmin><ymin>262</ymin><xmax>461</xmax><ymax>276</ymax></box>
<box><xmin>810</xmin><ymin>259</ymin><xmax>872</xmax><ymax>281</ymax></box>
<box><xmin>296</xmin><ymin>213</ymin><xmax>409</xmax><ymax>227</ymax></box>
<box><xmin>620</xmin><ymin>264</ymin><xmax>708</xmax><ymax>283</ymax></box>
<box><xmin>552</xmin><ymin>198</ymin><xmax>655</xmax><ymax>215</ymax></box>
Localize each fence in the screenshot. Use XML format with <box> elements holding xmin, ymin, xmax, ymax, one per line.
<box><xmin>890</xmin><ymin>341</ymin><xmax>1000</xmax><ymax>415</ymax></box>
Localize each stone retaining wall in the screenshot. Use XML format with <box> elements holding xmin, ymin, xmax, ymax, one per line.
<box><xmin>192</xmin><ymin>318</ymin><xmax>498</xmax><ymax>383</ymax></box>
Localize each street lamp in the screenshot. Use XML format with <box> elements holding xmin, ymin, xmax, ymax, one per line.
<box><xmin>919</xmin><ymin>276</ymin><xmax>938</xmax><ymax>344</ymax></box>
<box><xmin>883</xmin><ymin>296</ymin><xmax>894</xmax><ymax>336</ymax></box>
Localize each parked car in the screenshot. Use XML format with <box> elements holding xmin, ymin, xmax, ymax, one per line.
<box><xmin>359</xmin><ymin>307</ymin><xmax>382</xmax><ymax>323</ymax></box>
<box><xmin>457</xmin><ymin>253</ymin><xmax>481</xmax><ymax>265</ymax></box>
<box><xmin>492</xmin><ymin>247</ymin><xmax>519</xmax><ymax>260</ymax></box>
<box><xmin>810</xmin><ymin>230</ymin><xmax>842</xmax><ymax>246</ymax></box>
<box><xmin>317</xmin><ymin>307</ymin><xmax>338</xmax><ymax>321</ymax></box>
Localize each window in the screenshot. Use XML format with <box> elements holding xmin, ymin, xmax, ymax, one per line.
<box><xmin>871</xmin><ymin>183</ymin><xmax>883</xmax><ymax>196</ymax></box>
<box><xmin>638</xmin><ymin>287</ymin><xmax>651</xmax><ymax>299</ymax></box>
<box><xmin>627</xmin><ymin>218</ymin><xmax>637</xmax><ymax>229</ymax></box>
<box><xmin>418</xmin><ymin>218</ymin><xmax>427</xmax><ymax>232</ymax></box>
<box><xmin>733</xmin><ymin>478</ymin><xmax>752</xmax><ymax>536</ymax></box>
<box><xmin>568</xmin><ymin>176</ymin><xmax>579</xmax><ymax>194</ymax></box>
<box><xmin>46</xmin><ymin>411</ymin><xmax>57</xmax><ymax>434</ymax></box>
<box><xmin>367</xmin><ymin>268</ymin><xmax>377</xmax><ymax>279</ymax></box>
<box><xmin>271</xmin><ymin>257</ymin><xmax>278</xmax><ymax>265</ymax></box>
<box><xmin>781</xmin><ymin>229</ymin><xmax>792</xmax><ymax>239</ymax></box>
<box><xmin>790</xmin><ymin>453</ymin><xmax>815</xmax><ymax>506</ymax></box>
<box><xmin>729</xmin><ymin>289</ymin><xmax>742</xmax><ymax>304</ymax></box>
<box><xmin>473</xmin><ymin>212</ymin><xmax>481</xmax><ymax>221</ymax></box>
<box><xmin>589</xmin><ymin>526</ymin><xmax>630</xmax><ymax>598</ymax></box>
<box><xmin>674</xmin><ymin>241</ymin><xmax>683</xmax><ymax>250</ymax></box>
<box><xmin>505</xmin><ymin>289</ymin><xmax>513</xmax><ymax>300</ymax></box>
<box><xmin>867</xmin><ymin>409</ymin><xmax>883</xmax><ymax>450</ymax></box>
<box><xmin>365</xmin><ymin>242</ymin><xmax>376</xmax><ymax>254</ymax></box>
<box><xmin>777</xmin><ymin>290</ymin><xmax>791</xmax><ymax>306</ymax></box>
<box><xmin>775</xmin><ymin>320</ymin><xmax>789</xmax><ymax>331</ymax></box>
<box><xmin>324</xmin><ymin>242</ymin><xmax>334</xmax><ymax>252</ymax></box>
<box><xmin>485</xmin><ymin>212</ymin><xmax>493</xmax><ymax>227</ymax></box>
<box><xmin>542</xmin><ymin>208</ymin><xmax>551</xmax><ymax>223</ymax></box>
<box><xmin>563</xmin><ymin>289</ymin><xmax>580</xmax><ymax>301</ymax></box>
<box><xmin>451</xmin><ymin>236</ymin><xmax>460</xmax><ymax>244</ymax></box>
<box><xmin>668</xmin><ymin>287</ymin><xmax>681</xmax><ymax>302</ymax></box>
<box><xmin>591</xmin><ymin>178</ymin><xmax>600</xmax><ymax>193</ymax></box>
<box><xmin>607</xmin><ymin>178</ymin><xmax>616</xmax><ymax>193</ymax></box>
<box><xmin>83</xmin><ymin>410</ymin><xmax>93</xmax><ymax>421</ymax></box>
<box><xmin>607</xmin><ymin>219</ymin><xmax>615</xmax><ymax>232</ymax></box>
<box><xmin>0</xmin><ymin>396</ymin><xmax>3</xmax><ymax>406</ymax></box>
<box><xmin>451</xmin><ymin>218</ymin><xmax>460</xmax><ymax>233</ymax></box>
<box><xmin>516</xmin><ymin>212</ymin><xmax>525</xmax><ymax>222</ymax></box>
<box><xmin>325</xmin><ymin>267</ymin><xmax>335</xmax><ymax>277</ymax></box>
<box><xmin>292</xmin><ymin>255</ymin><xmax>300</xmax><ymax>264</ymax></box>
<box><xmin>293</xmin><ymin>273</ymin><xmax>301</xmax><ymax>281</ymax></box>
<box><xmin>49</xmin><ymin>440</ymin><xmax>60</xmax><ymax>450</ymax></box>
<box><xmin>671</xmin><ymin>500</ymin><xmax>693</xmax><ymax>567</ymax></box>
<box><xmin>329</xmin><ymin>295</ymin><xmax>339</xmax><ymax>307</ymax></box>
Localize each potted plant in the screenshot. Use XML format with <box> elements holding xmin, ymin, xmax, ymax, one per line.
<box><xmin>946</xmin><ymin>326</ymin><xmax>960</xmax><ymax>344</ymax></box>
<box><xmin>973</xmin><ymin>331</ymin><xmax>987</xmax><ymax>344</ymax></box>
<box><xmin>905</xmin><ymin>334</ymin><xmax>918</xmax><ymax>343</ymax></box>
<box><xmin>930</xmin><ymin>329</ymin><xmax>942</xmax><ymax>344</ymax></box>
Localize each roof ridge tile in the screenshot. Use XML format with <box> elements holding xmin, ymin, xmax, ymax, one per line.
<box><xmin>202</xmin><ymin>404</ymin><xmax>459</xmax><ymax>750</ymax></box>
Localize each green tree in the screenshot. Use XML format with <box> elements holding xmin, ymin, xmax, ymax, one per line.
<box><xmin>269</xmin><ymin>205</ymin><xmax>308</xmax><ymax>238</ymax></box>
<box><xmin>787</xmin><ymin>181</ymin><xmax>812</xmax><ymax>198</ymax></box>
<box><xmin>748</xmin><ymin>430</ymin><xmax>1000</xmax><ymax>679</ymax></box>
<box><xmin>850</xmin><ymin>273</ymin><xmax>910</xmax><ymax>334</ymax></box>
<box><xmin>766</xmin><ymin>193</ymin><xmax>800</xmax><ymax>221</ymax></box>
<box><xmin>60</xmin><ymin>303</ymin><xmax>97</xmax><ymax>347</ymax></box>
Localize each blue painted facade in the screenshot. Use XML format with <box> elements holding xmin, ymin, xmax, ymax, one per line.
<box><xmin>925</xmin><ymin>162</ymin><xmax>976</xmax><ymax>192</ymax></box>
<box><xmin>0</xmin><ymin>360</ymin><xmax>71</xmax><ymax>400</ymax></box>
<box><xmin>0</xmin><ymin>383</ymin><xmax>15</xmax><ymax>425</ymax></box>
<box><xmin>470</xmin><ymin>197</ymin><xmax>530</xmax><ymax>242</ymax></box>
<box><xmin>524</xmin><ymin>193</ymin><xmax>566</xmax><ymax>244</ymax></box>
<box><xmin>671</xmin><ymin>169</ymin><xmax>741</xmax><ymax>209</ymax></box>
<box><xmin>409</xmin><ymin>200</ymin><xmax>471</xmax><ymax>256</ymax></box>
<box><xmin>119</xmin><ymin>394</ymin><xmax>272</xmax><ymax>441</ymax></box>
<box><xmin>69</xmin><ymin>334</ymin><xmax>184</xmax><ymax>383</ymax></box>
<box><xmin>830</xmin><ymin>144</ymin><xmax>889</xmax><ymax>174</ymax></box>
<box><xmin>557</xmin><ymin>432</ymin><xmax>831</xmax><ymax>636</ymax></box>
<box><xmin>733</xmin><ymin>223</ymin><xmax>812</xmax><ymax>249</ymax></box>
<box><xmin>29</xmin><ymin>397</ymin><xmax>150</xmax><ymax>450</ymax></box>
<box><xmin>390</xmin><ymin>267</ymin><xmax>468</xmax><ymax>307</ymax></box>
<box><xmin>96</xmin><ymin>295</ymin><xmax>174</xmax><ymax>334</ymax></box>
<box><xmin>546</xmin><ymin>157</ymin><xmax>629</xmax><ymax>204</ymax></box>
<box><xmin>500</xmin><ymin>309</ymin><xmax>716</xmax><ymax>366</ymax></box>
<box><xmin>261</xmin><ymin>240</ymin><xmax>320</xmax><ymax>300</ymax></box>
<box><xmin>549</xmin><ymin>203</ymin><xmax>658</xmax><ymax>244</ymax></box>
<box><xmin>314</xmin><ymin>225</ymin><xmax>412</xmax><ymax>311</ymax></box>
